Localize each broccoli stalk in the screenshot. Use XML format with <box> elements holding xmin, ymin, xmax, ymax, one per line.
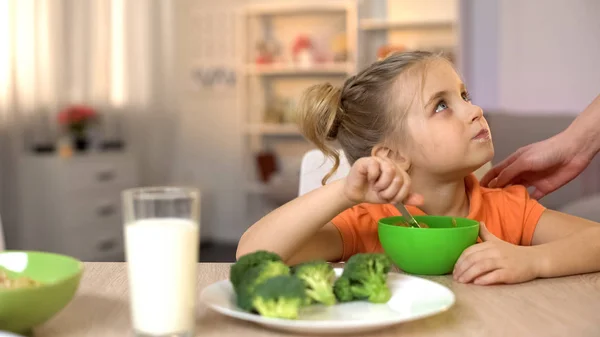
<box><xmin>292</xmin><ymin>260</ymin><xmax>336</xmax><ymax>306</ymax></box>
<box><xmin>236</xmin><ymin>260</ymin><xmax>290</xmax><ymax>311</ymax></box>
<box><xmin>230</xmin><ymin>250</ymin><xmax>282</xmax><ymax>290</ymax></box>
<box><xmin>252</xmin><ymin>275</ymin><xmax>307</xmax><ymax>319</ymax></box>
<box><xmin>333</xmin><ymin>253</ymin><xmax>392</xmax><ymax>304</ymax></box>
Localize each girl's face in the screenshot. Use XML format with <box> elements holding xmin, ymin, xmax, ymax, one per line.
<box><xmin>401</xmin><ymin>59</ymin><xmax>494</xmax><ymax>178</ymax></box>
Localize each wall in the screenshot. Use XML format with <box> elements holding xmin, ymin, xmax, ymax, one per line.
<box><xmin>460</xmin><ymin>0</ymin><xmax>600</xmax><ymax>114</ymax></box>
<box><xmin>172</xmin><ymin>0</ymin><xmax>246</xmax><ymax>243</ymax></box>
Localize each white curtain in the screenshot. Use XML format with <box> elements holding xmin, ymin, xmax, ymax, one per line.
<box><xmin>0</xmin><ymin>0</ymin><xmax>176</xmax><ymax>245</ymax></box>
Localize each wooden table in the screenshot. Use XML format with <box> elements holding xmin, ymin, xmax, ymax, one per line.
<box><xmin>35</xmin><ymin>263</ymin><xmax>600</xmax><ymax>337</ymax></box>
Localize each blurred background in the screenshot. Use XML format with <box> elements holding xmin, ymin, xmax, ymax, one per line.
<box><xmin>0</xmin><ymin>0</ymin><xmax>599</xmax><ymax>262</ymax></box>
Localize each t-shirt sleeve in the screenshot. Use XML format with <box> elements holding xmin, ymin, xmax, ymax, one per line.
<box><xmin>500</xmin><ymin>185</ymin><xmax>546</xmax><ymax>245</ymax></box>
<box><xmin>330</xmin><ymin>205</ymin><xmax>380</xmax><ymax>261</ymax></box>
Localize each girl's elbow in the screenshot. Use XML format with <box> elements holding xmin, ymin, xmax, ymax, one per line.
<box><xmin>235</xmin><ymin>233</ymin><xmax>261</xmax><ymax>261</ymax></box>
<box><xmin>235</xmin><ymin>238</ymin><xmax>249</xmax><ymax>261</ymax></box>
<box><xmin>235</xmin><ymin>233</ymin><xmax>247</xmax><ymax>261</ymax></box>
<box><xmin>235</xmin><ymin>247</ymin><xmax>247</xmax><ymax>261</ymax></box>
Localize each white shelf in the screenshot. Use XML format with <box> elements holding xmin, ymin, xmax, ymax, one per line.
<box><xmin>244</xmin><ymin>2</ymin><xmax>350</xmax><ymax>16</ymax></box>
<box><xmin>245</xmin><ymin>63</ymin><xmax>352</xmax><ymax>76</ymax></box>
<box><xmin>360</xmin><ymin>19</ymin><xmax>454</xmax><ymax>31</ymax></box>
<box><xmin>245</xmin><ymin>124</ymin><xmax>302</xmax><ymax>136</ymax></box>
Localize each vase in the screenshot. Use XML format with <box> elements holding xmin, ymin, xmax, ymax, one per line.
<box><xmin>72</xmin><ymin>136</ymin><xmax>90</xmax><ymax>152</ymax></box>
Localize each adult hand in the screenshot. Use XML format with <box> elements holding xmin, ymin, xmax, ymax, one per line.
<box><xmin>480</xmin><ymin>131</ymin><xmax>593</xmax><ymax>199</ymax></box>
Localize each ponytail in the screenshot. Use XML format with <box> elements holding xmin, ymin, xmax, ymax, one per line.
<box><xmin>297</xmin><ymin>83</ymin><xmax>343</xmax><ymax>185</ymax></box>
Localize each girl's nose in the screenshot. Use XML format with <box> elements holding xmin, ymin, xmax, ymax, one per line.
<box><xmin>469</xmin><ymin>104</ymin><xmax>483</xmax><ymax>123</ymax></box>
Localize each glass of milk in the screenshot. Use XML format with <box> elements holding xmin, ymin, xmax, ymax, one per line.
<box><xmin>122</xmin><ymin>187</ymin><xmax>200</xmax><ymax>337</ymax></box>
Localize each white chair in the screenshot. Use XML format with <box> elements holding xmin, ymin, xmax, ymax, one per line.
<box><xmin>299</xmin><ymin>149</ymin><xmax>351</xmax><ymax>196</ymax></box>
<box><xmin>298</xmin><ymin>149</ymin><xmax>493</xmax><ymax>196</ymax></box>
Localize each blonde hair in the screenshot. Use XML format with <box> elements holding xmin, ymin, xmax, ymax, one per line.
<box><xmin>297</xmin><ymin>51</ymin><xmax>441</xmax><ymax>185</ymax></box>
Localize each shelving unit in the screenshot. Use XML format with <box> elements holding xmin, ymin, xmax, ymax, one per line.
<box><xmin>357</xmin><ymin>0</ymin><xmax>458</xmax><ymax>68</ymax></box>
<box><xmin>243</xmin><ymin>1</ymin><xmax>350</xmax><ymax>16</ymax></box>
<box><xmin>244</xmin><ymin>62</ymin><xmax>352</xmax><ymax>76</ymax></box>
<box><xmin>359</xmin><ymin>18</ymin><xmax>454</xmax><ymax>31</ymax></box>
<box><xmin>237</xmin><ymin>0</ymin><xmax>358</xmax><ymax>202</ymax></box>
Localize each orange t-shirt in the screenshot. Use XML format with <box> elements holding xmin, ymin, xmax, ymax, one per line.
<box><xmin>331</xmin><ymin>174</ymin><xmax>546</xmax><ymax>261</ymax></box>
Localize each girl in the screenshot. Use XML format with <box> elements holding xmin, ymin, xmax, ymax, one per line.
<box><xmin>237</xmin><ymin>51</ymin><xmax>600</xmax><ymax>285</ymax></box>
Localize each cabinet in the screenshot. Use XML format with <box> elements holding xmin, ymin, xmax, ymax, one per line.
<box><xmin>15</xmin><ymin>153</ymin><xmax>138</xmax><ymax>261</ymax></box>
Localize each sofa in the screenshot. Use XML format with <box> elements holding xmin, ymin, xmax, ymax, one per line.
<box><xmin>486</xmin><ymin>112</ymin><xmax>600</xmax><ymax>212</ymax></box>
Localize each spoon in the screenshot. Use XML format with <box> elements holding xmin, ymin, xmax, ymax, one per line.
<box><xmin>394</xmin><ymin>203</ymin><xmax>422</xmax><ymax>228</ymax></box>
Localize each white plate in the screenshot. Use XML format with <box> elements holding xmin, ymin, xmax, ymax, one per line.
<box><xmin>0</xmin><ymin>332</ymin><xmax>25</xmax><ymax>337</ymax></box>
<box><xmin>200</xmin><ymin>268</ymin><xmax>455</xmax><ymax>334</ymax></box>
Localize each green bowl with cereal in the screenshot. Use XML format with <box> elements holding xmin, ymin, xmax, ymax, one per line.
<box><xmin>0</xmin><ymin>251</ymin><xmax>83</xmax><ymax>334</ymax></box>
<box><xmin>378</xmin><ymin>216</ymin><xmax>479</xmax><ymax>275</ymax></box>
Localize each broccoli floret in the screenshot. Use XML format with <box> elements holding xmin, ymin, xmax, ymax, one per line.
<box><xmin>236</xmin><ymin>260</ymin><xmax>290</xmax><ymax>311</ymax></box>
<box><xmin>252</xmin><ymin>275</ymin><xmax>307</xmax><ymax>319</ymax></box>
<box><xmin>292</xmin><ymin>260</ymin><xmax>336</xmax><ymax>305</ymax></box>
<box><xmin>337</xmin><ymin>253</ymin><xmax>392</xmax><ymax>303</ymax></box>
<box><xmin>230</xmin><ymin>250</ymin><xmax>282</xmax><ymax>290</ymax></box>
<box><xmin>333</xmin><ymin>276</ymin><xmax>353</xmax><ymax>302</ymax></box>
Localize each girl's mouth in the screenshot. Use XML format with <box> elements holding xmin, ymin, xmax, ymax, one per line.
<box><xmin>472</xmin><ymin>129</ymin><xmax>490</xmax><ymax>141</ymax></box>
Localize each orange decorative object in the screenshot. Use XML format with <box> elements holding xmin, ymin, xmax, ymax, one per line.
<box><xmin>377</xmin><ymin>45</ymin><xmax>406</xmax><ymax>60</ymax></box>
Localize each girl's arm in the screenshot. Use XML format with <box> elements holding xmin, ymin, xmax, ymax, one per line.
<box><xmin>236</xmin><ymin>156</ymin><xmax>421</xmax><ymax>265</ymax></box>
<box><xmin>236</xmin><ymin>179</ymin><xmax>352</xmax><ymax>264</ymax></box>
<box><xmin>453</xmin><ymin>210</ymin><xmax>600</xmax><ymax>285</ymax></box>
<box><xmin>531</xmin><ymin>210</ymin><xmax>600</xmax><ymax>278</ymax></box>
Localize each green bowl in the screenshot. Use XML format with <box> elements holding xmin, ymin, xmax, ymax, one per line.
<box><xmin>378</xmin><ymin>216</ymin><xmax>479</xmax><ymax>275</ymax></box>
<box><xmin>0</xmin><ymin>251</ymin><xmax>83</xmax><ymax>334</ymax></box>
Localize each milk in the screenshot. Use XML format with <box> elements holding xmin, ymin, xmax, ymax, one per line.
<box><xmin>125</xmin><ymin>218</ymin><xmax>199</xmax><ymax>336</ymax></box>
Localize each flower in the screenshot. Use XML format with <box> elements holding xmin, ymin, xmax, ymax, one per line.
<box><xmin>58</xmin><ymin>105</ymin><xmax>97</xmax><ymax>125</ymax></box>
<box><xmin>57</xmin><ymin>105</ymin><xmax>98</xmax><ymax>137</ymax></box>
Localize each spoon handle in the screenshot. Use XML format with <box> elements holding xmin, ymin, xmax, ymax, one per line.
<box><xmin>394</xmin><ymin>203</ymin><xmax>422</xmax><ymax>228</ymax></box>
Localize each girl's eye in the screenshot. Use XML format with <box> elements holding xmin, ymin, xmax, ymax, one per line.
<box><xmin>462</xmin><ymin>91</ymin><xmax>472</xmax><ymax>102</ymax></box>
<box><xmin>435</xmin><ymin>101</ymin><xmax>448</xmax><ymax>113</ymax></box>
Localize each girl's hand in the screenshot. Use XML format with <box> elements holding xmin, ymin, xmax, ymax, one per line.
<box><xmin>342</xmin><ymin>156</ymin><xmax>423</xmax><ymax>206</ymax></box>
<box><xmin>453</xmin><ymin>222</ymin><xmax>542</xmax><ymax>285</ymax></box>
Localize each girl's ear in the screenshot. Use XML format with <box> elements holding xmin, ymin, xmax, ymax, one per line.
<box><xmin>371</xmin><ymin>145</ymin><xmax>411</xmax><ymax>171</ymax></box>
